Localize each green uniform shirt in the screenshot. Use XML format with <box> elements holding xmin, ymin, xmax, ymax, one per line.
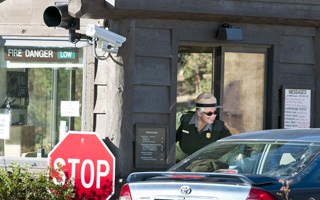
<box><xmin>176</xmin><ymin>111</ymin><xmax>231</xmax><ymax>156</ymax></box>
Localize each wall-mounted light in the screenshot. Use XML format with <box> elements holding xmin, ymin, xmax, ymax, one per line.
<box><xmin>216</xmin><ymin>23</ymin><xmax>243</xmax><ymax>41</ymax></box>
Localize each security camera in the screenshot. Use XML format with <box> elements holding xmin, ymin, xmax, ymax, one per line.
<box><xmin>86</xmin><ymin>24</ymin><xmax>126</xmax><ymax>47</ymax></box>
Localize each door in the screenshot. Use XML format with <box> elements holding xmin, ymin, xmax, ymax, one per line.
<box><xmin>177</xmin><ymin>44</ymin><xmax>268</xmax><ymax>133</ymax></box>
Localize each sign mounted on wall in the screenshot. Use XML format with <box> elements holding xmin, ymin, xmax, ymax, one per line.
<box><xmin>135</xmin><ymin>124</ymin><xmax>167</xmax><ymax>168</ymax></box>
<box><xmin>282</xmin><ymin>87</ymin><xmax>312</xmax><ymax>129</ymax></box>
<box><xmin>4</xmin><ymin>46</ymin><xmax>79</xmax><ymax>63</ymax></box>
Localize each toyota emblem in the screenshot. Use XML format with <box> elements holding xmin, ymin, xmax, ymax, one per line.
<box><xmin>180</xmin><ymin>185</ymin><xmax>192</xmax><ymax>195</ymax></box>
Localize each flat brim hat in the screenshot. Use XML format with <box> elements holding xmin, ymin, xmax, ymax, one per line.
<box><xmin>195</xmin><ymin>92</ymin><xmax>222</xmax><ymax>108</ymax></box>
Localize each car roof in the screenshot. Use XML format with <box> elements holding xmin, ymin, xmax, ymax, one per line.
<box><xmin>219</xmin><ymin>128</ymin><xmax>320</xmax><ymax>142</ymax></box>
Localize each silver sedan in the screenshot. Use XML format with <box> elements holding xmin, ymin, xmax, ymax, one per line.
<box><xmin>119</xmin><ymin>129</ymin><xmax>320</xmax><ymax>200</ymax></box>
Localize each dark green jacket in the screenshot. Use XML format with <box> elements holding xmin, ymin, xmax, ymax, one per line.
<box><xmin>176</xmin><ymin>111</ymin><xmax>231</xmax><ymax>156</ymax></box>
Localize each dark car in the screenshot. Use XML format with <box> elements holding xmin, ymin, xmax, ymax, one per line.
<box><xmin>119</xmin><ymin>129</ymin><xmax>320</xmax><ymax>200</ymax></box>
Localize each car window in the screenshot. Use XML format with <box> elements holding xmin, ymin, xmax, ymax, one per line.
<box><xmin>170</xmin><ymin>141</ymin><xmax>320</xmax><ymax>178</ymax></box>
<box><xmin>170</xmin><ymin>142</ymin><xmax>266</xmax><ymax>174</ymax></box>
<box><xmin>261</xmin><ymin>143</ymin><xmax>320</xmax><ymax>177</ymax></box>
<box><xmin>218</xmin><ymin>143</ymin><xmax>265</xmax><ymax>174</ymax></box>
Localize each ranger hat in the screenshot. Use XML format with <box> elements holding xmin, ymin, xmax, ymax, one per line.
<box><xmin>195</xmin><ymin>92</ymin><xmax>222</xmax><ymax>108</ymax></box>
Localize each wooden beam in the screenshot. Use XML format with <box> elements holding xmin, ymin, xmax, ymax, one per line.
<box><xmin>69</xmin><ymin>0</ymin><xmax>320</xmax><ymax>23</ymax></box>
<box><xmin>68</xmin><ymin>0</ymin><xmax>114</xmax><ymax>19</ymax></box>
<box><xmin>67</xmin><ymin>0</ymin><xmax>320</xmax><ymax>27</ymax></box>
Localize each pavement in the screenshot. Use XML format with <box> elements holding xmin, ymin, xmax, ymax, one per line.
<box><xmin>0</xmin><ymin>156</ymin><xmax>48</xmax><ymax>174</ymax></box>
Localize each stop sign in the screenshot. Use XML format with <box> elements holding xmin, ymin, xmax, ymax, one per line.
<box><xmin>48</xmin><ymin>131</ymin><xmax>115</xmax><ymax>200</ymax></box>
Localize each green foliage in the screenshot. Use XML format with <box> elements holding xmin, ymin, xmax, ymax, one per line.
<box><xmin>0</xmin><ymin>163</ymin><xmax>75</xmax><ymax>200</ymax></box>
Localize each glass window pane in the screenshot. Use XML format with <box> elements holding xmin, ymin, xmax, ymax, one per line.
<box><xmin>222</xmin><ymin>52</ymin><xmax>265</xmax><ymax>133</ymax></box>
<box><xmin>170</xmin><ymin>141</ymin><xmax>266</xmax><ymax>174</ymax></box>
<box><xmin>177</xmin><ymin>46</ymin><xmax>213</xmax><ymax>113</ymax></box>
<box><xmin>0</xmin><ymin>45</ymin><xmax>84</xmax><ymax>158</ymax></box>
<box><xmin>261</xmin><ymin>143</ymin><xmax>320</xmax><ymax>177</ymax></box>
<box><xmin>27</xmin><ymin>68</ymin><xmax>83</xmax><ymax>154</ymax></box>
<box><xmin>0</xmin><ymin>67</ymin><xmax>83</xmax><ymax>158</ymax></box>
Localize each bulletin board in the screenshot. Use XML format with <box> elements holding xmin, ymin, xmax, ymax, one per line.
<box><xmin>281</xmin><ymin>86</ymin><xmax>313</xmax><ymax>129</ymax></box>
<box><xmin>135</xmin><ymin>124</ymin><xmax>167</xmax><ymax>168</ymax></box>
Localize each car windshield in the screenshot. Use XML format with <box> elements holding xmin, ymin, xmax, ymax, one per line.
<box><xmin>169</xmin><ymin>141</ymin><xmax>320</xmax><ymax>178</ymax></box>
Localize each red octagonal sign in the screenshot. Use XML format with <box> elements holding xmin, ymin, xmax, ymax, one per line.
<box><xmin>48</xmin><ymin>131</ymin><xmax>115</xmax><ymax>200</ymax></box>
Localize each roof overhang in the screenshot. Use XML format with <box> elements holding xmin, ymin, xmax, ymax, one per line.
<box><xmin>67</xmin><ymin>0</ymin><xmax>320</xmax><ymax>27</ymax></box>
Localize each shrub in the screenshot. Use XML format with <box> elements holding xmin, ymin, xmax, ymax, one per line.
<box><xmin>0</xmin><ymin>163</ymin><xmax>75</xmax><ymax>200</ymax></box>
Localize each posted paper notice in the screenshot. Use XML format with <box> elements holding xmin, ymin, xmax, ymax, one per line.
<box><xmin>61</xmin><ymin>101</ymin><xmax>80</xmax><ymax>117</ymax></box>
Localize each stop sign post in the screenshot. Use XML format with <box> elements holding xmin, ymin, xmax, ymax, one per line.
<box><xmin>48</xmin><ymin>131</ymin><xmax>115</xmax><ymax>199</ymax></box>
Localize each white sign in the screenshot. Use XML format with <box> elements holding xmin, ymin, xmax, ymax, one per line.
<box><xmin>60</xmin><ymin>101</ymin><xmax>80</xmax><ymax>117</ymax></box>
<box><xmin>0</xmin><ymin>114</ymin><xmax>10</xmax><ymax>139</ymax></box>
<box><xmin>284</xmin><ymin>89</ymin><xmax>311</xmax><ymax>129</ymax></box>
